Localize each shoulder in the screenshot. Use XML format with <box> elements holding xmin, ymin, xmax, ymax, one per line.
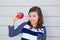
<box><xmin>40</xmin><ymin>26</ymin><xmax>46</xmax><ymax>31</ymax></box>
<box><xmin>18</xmin><ymin>22</ymin><xmax>28</xmax><ymax>28</ymax></box>
<box><xmin>20</xmin><ymin>22</ymin><xmax>30</xmax><ymax>29</ymax></box>
<box><xmin>41</xmin><ymin>26</ymin><xmax>46</xmax><ymax>31</ymax></box>
<box><xmin>39</xmin><ymin>26</ymin><xmax>46</xmax><ymax>29</ymax></box>
<box><xmin>41</xmin><ymin>26</ymin><xmax>46</xmax><ymax>29</ymax></box>
<box><xmin>19</xmin><ymin>22</ymin><xmax>30</xmax><ymax>28</ymax></box>
<box><xmin>20</xmin><ymin>22</ymin><xmax>27</xmax><ymax>26</ymax></box>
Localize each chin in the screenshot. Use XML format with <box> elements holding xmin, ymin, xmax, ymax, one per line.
<box><xmin>31</xmin><ymin>22</ymin><xmax>35</xmax><ymax>24</ymax></box>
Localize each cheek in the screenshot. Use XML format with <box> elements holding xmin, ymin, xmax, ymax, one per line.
<box><xmin>34</xmin><ymin>17</ymin><xmax>38</xmax><ymax>22</ymax></box>
<box><xmin>28</xmin><ymin>17</ymin><xmax>31</xmax><ymax>20</ymax></box>
<box><xmin>32</xmin><ymin>17</ymin><xmax>38</xmax><ymax>23</ymax></box>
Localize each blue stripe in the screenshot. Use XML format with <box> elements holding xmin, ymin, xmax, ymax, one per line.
<box><xmin>22</xmin><ymin>28</ymin><xmax>42</xmax><ymax>36</ymax></box>
<box><xmin>21</xmin><ymin>38</ymin><xmax>28</xmax><ymax>40</ymax></box>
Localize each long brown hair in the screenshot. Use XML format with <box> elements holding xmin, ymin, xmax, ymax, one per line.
<box><xmin>27</xmin><ymin>6</ymin><xmax>43</xmax><ymax>29</ymax></box>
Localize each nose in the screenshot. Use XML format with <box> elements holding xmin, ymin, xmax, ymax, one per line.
<box><xmin>30</xmin><ymin>17</ymin><xmax>34</xmax><ymax>20</ymax></box>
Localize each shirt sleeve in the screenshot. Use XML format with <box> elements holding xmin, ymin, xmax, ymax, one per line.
<box><xmin>42</xmin><ymin>26</ymin><xmax>47</xmax><ymax>40</ymax></box>
<box><xmin>8</xmin><ymin>22</ymin><xmax>27</xmax><ymax>37</ymax></box>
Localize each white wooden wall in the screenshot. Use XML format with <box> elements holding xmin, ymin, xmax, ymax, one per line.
<box><xmin>0</xmin><ymin>0</ymin><xmax>60</xmax><ymax>40</ymax></box>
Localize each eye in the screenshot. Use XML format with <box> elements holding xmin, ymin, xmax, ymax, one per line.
<box><xmin>29</xmin><ymin>15</ymin><xmax>31</xmax><ymax>17</ymax></box>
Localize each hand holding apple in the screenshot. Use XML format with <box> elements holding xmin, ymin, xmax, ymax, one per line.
<box><xmin>17</xmin><ymin>12</ymin><xmax>24</xmax><ymax>19</ymax></box>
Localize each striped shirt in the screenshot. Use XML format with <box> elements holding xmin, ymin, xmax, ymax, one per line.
<box><xmin>8</xmin><ymin>22</ymin><xmax>46</xmax><ymax>40</ymax></box>
<box><xmin>21</xmin><ymin>24</ymin><xmax>44</xmax><ymax>40</ymax></box>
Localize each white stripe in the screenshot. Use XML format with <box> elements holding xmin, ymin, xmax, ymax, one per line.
<box><xmin>24</xmin><ymin>25</ymin><xmax>43</xmax><ymax>32</ymax></box>
<box><xmin>38</xmin><ymin>29</ymin><xmax>44</xmax><ymax>33</ymax></box>
<box><xmin>21</xmin><ymin>33</ymin><xmax>37</xmax><ymax>40</ymax></box>
<box><xmin>24</xmin><ymin>25</ymin><xmax>30</xmax><ymax>29</ymax></box>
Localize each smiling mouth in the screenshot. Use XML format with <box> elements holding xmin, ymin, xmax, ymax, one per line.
<box><xmin>30</xmin><ymin>20</ymin><xmax>35</xmax><ymax>22</ymax></box>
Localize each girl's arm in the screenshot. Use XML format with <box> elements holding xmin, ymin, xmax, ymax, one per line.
<box><xmin>8</xmin><ymin>14</ymin><xmax>26</xmax><ymax>37</ymax></box>
<box><xmin>8</xmin><ymin>22</ymin><xmax>27</xmax><ymax>37</ymax></box>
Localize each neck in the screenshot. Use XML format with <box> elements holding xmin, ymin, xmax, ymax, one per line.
<box><xmin>31</xmin><ymin>23</ymin><xmax>37</xmax><ymax>28</ymax></box>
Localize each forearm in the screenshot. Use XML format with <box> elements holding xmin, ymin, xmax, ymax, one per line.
<box><xmin>8</xmin><ymin>25</ymin><xmax>15</xmax><ymax>37</ymax></box>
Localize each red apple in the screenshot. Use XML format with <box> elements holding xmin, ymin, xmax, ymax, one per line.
<box><xmin>17</xmin><ymin>12</ymin><xmax>24</xmax><ymax>19</ymax></box>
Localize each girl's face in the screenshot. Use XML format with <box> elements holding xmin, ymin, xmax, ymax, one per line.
<box><xmin>28</xmin><ymin>12</ymin><xmax>39</xmax><ymax>26</ymax></box>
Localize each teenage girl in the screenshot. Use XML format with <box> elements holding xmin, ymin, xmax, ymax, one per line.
<box><xmin>8</xmin><ymin>6</ymin><xmax>46</xmax><ymax>40</ymax></box>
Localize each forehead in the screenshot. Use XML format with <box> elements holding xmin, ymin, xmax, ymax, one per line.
<box><xmin>29</xmin><ymin>12</ymin><xmax>38</xmax><ymax>15</ymax></box>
